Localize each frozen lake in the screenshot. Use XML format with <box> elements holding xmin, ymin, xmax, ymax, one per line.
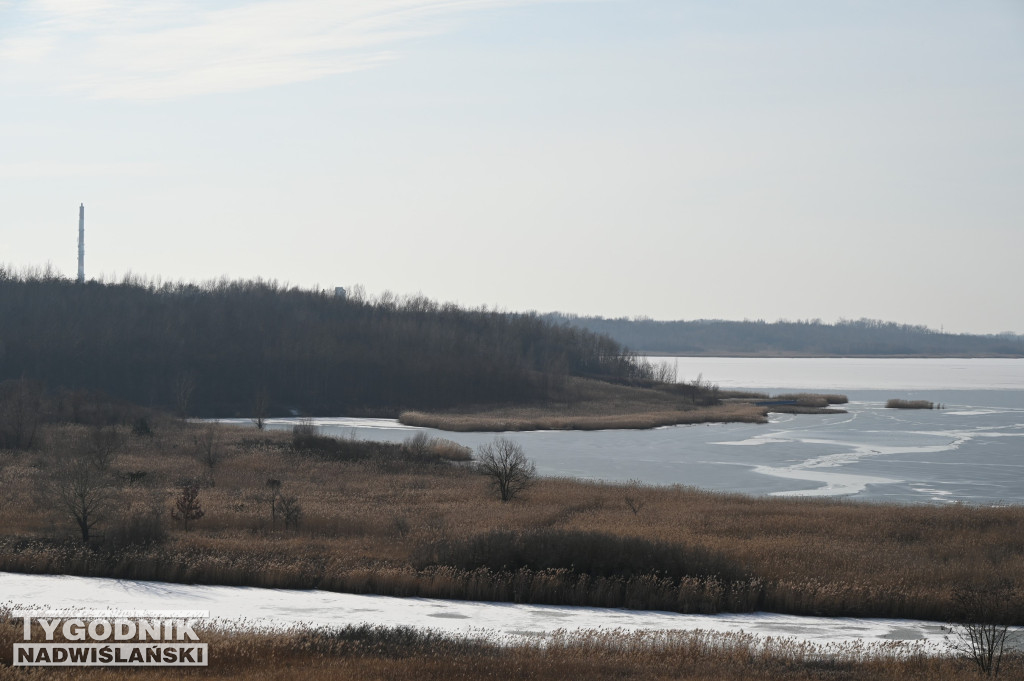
<box><xmin>0</xmin><ymin>572</ymin><xmax>954</xmax><ymax>649</ymax></box>
<box><xmin>220</xmin><ymin>358</ymin><xmax>1024</xmax><ymax>504</ymax></box>
<box><xmin>658</xmin><ymin>356</ymin><xmax>1024</xmax><ymax>392</ymax></box>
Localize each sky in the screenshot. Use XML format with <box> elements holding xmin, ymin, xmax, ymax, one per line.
<box><xmin>1</xmin><ymin>0</ymin><xmax>1022</xmax><ymax>334</ymax></box>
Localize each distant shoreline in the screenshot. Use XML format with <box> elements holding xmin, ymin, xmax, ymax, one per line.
<box><xmin>634</xmin><ymin>352</ymin><xmax>1024</xmax><ymax>358</ymax></box>
<box><xmin>546</xmin><ymin>314</ymin><xmax>1024</xmax><ymax>359</ymax></box>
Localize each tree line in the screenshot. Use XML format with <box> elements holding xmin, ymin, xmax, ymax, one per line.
<box><xmin>0</xmin><ymin>269</ymin><xmax>647</xmax><ymax>418</ymax></box>
<box><xmin>545</xmin><ymin>314</ymin><xmax>1024</xmax><ymax>357</ymax></box>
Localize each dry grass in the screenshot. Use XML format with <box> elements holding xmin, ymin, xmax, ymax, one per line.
<box><xmin>1</xmin><ymin>610</ymin><xmax>1019</xmax><ymax>680</ymax></box>
<box><xmin>1</xmin><ymin>420</ymin><xmax>1022</xmax><ymax>624</ymax></box>
<box><xmin>399</xmin><ymin>377</ymin><xmax>773</xmax><ymax>431</ymax></box>
<box><xmin>400</xmin><ymin>404</ymin><xmax>769</xmax><ymax>431</ymax></box>
<box><xmin>886</xmin><ymin>399</ymin><xmax>935</xmax><ymax>410</ymax></box>
<box><xmin>774</xmin><ymin>393</ymin><xmax>849</xmax><ymax>406</ymax></box>
<box><xmin>397</xmin><ymin>379</ymin><xmax>854</xmax><ymax>431</ymax></box>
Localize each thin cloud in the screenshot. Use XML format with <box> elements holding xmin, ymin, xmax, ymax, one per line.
<box><xmin>0</xmin><ymin>0</ymin><xmax>582</xmax><ymax>100</ymax></box>
<box><xmin>0</xmin><ymin>161</ymin><xmax>155</xmax><ymax>179</ymax></box>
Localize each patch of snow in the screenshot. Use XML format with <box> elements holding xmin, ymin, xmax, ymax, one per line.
<box><xmin>0</xmin><ymin>572</ymin><xmax>955</xmax><ymax>649</ymax></box>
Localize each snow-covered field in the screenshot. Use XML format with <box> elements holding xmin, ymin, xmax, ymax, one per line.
<box><xmin>1</xmin><ymin>572</ymin><xmax>954</xmax><ymax>649</ymax></box>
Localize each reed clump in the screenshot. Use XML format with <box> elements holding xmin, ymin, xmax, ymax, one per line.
<box><xmin>1</xmin><ymin>420</ymin><xmax>1023</xmax><ymax>625</ymax></box>
<box><xmin>885</xmin><ymin>399</ymin><xmax>935</xmax><ymax>409</ymax></box>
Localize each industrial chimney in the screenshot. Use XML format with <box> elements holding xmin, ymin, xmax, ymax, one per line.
<box><xmin>77</xmin><ymin>203</ymin><xmax>85</xmax><ymax>284</ymax></box>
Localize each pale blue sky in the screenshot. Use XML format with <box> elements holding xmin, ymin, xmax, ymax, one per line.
<box><xmin>2</xmin><ymin>0</ymin><xmax>1022</xmax><ymax>333</ymax></box>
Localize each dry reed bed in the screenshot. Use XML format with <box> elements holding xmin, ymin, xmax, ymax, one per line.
<box><xmin>1</xmin><ymin>610</ymin><xmax>1019</xmax><ymax>680</ymax></box>
<box><xmin>399</xmin><ymin>404</ymin><xmax>769</xmax><ymax>431</ymax></box>
<box><xmin>886</xmin><ymin>399</ymin><xmax>935</xmax><ymax>409</ymax></box>
<box><xmin>399</xmin><ymin>376</ymin><xmax>775</xmax><ymax>430</ymax></box>
<box><xmin>397</xmin><ymin>379</ymin><xmax>856</xmax><ymax>430</ymax></box>
<box><xmin>1</xmin><ymin>420</ymin><xmax>1022</xmax><ymax>624</ymax></box>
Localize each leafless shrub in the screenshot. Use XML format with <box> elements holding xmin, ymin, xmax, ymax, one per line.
<box><xmin>171</xmin><ymin>481</ymin><xmax>205</xmax><ymax>532</ymax></box>
<box><xmin>276</xmin><ymin>494</ymin><xmax>302</xmax><ymax>531</ymax></box>
<box><xmin>251</xmin><ymin>387</ymin><xmax>270</xmax><ymax>430</ymax></box>
<box><xmin>403</xmin><ymin>431</ymin><xmax>431</xmax><ymax>456</ymax></box>
<box><xmin>85</xmin><ymin>425</ymin><xmax>126</xmax><ymax>471</ymax></box>
<box><xmin>945</xmin><ymin>583</ymin><xmax>1022</xmax><ymax>677</ymax></box>
<box><xmin>193</xmin><ymin>425</ymin><xmax>222</xmax><ymax>471</ymax></box>
<box><xmin>655</xmin><ymin>360</ymin><xmax>678</xmax><ymax>384</ymax></box>
<box><xmin>624</xmin><ymin>480</ymin><xmax>647</xmax><ymax>516</ymax></box>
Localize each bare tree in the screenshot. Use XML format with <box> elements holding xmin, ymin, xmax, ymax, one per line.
<box><xmin>171</xmin><ymin>481</ymin><xmax>205</xmax><ymax>532</ymax></box>
<box><xmin>46</xmin><ymin>458</ymin><xmax>112</xmax><ymax>544</ymax></box>
<box><xmin>476</xmin><ymin>437</ymin><xmax>536</xmax><ymax>502</ymax></box>
<box><xmin>251</xmin><ymin>387</ymin><xmax>270</xmax><ymax>430</ymax></box>
<box><xmin>945</xmin><ymin>583</ymin><xmax>1021</xmax><ymax>677</ymax></box>
<box><xmin>193</xmin><ymin>426</ymin><xmax>221</xmax><ymax>472</ymax></box>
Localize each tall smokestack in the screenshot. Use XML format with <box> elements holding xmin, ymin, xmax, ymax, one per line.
<box><xmin>77</xmin><ymin>203</ymin><xmax>85</xmax><ymax>284</ymax></box>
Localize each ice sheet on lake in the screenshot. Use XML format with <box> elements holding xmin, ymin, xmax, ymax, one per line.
<box><xmin>237</xmin><ymin>417</ymin><xmax>421</xmax><ymax>431</ymax></box>
<box><xmin>1</xmin><ymin>572</ymin><xmax>952</xmax><ymax>649</ymax></box>
<box><xmin>751</xmin><ymin>466</ymin><xmax>897</xmax><ymax>497</ymax></box>
<box><xmin>216</xmin><ymin>385</ymin><xmax>1024</xmax><ymax>504</ymax></box>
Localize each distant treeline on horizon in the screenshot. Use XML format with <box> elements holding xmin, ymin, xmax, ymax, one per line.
<box><xmin>0</xmin><ymin>269</ymin><xmax>651</xmax><ymax>418</ymax></box>
<box><xmin>544</xmin><ymin>314</ymin><xmax>1024</xmax><ymax>358</ymax></box>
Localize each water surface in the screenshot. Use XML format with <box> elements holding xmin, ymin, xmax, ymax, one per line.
<box><xmin>220</xmin><ymin>358</ymin><xmax>1024</xmax><ymax>504</ymax></box>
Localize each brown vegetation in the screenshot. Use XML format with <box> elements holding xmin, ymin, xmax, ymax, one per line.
<box><xmin>399</xmin><ymin>404</ymin><xmax>770</xmax><ymax>431</ymax></box>
<box><xmin>886</xmin><ymin>399</ymin><xmax>935</xmax><ymax>410</ymax></box>
<box><xmin>400</xmin><ymin>377</ymin><xmax>773</xmax><ymax>431</ymax></box>
<box><xmin>1</xmin><ymin>420</ymin><xmax>1022</xmax><ymax>626</ymax></box>
<box><xmin>774</xmin><ymin>393</ymin><xmax>850</xmax><ymax>406</ymax></box>
<box><xmin>398</xmin><ymin>379</ymin><xmax>851</xmax><ymax>432</ymax></box>
<box><xmin>1</xmin><ymin>610</ymin><xmax>1021</xmax><ymax>680</ymax></box>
